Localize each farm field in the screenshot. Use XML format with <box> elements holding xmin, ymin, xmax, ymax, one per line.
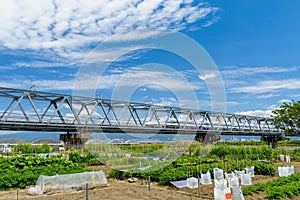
<box><xmin>1</xmin><ymin>141</ymin><xmax>300</xmax><ymax>199</ymax></box>
<box><xmin>1</xmin><ymin>168</ymin><xmax>300</xmax><ymax>200</ymax></box>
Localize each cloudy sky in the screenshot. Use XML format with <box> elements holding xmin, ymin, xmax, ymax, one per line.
<box><xmin>1</xmin><ymin>0</ymin><xmax>300</xmax><ymax>117</ymax></box>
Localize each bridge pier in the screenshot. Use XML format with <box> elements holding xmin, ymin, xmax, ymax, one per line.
<box><xmin>194</xmin><ymin>132</ymin><xmax>220</xmax><ymax>145</ymax></box>
<box><xmin>261</xmin><ymin>135</ymin><xmax>284</xmax><ymax>149</ymax></box>
<box><xmin>60</xmin><ymin>131</ymin><xmax>92</xmax><ymax>149</ymax></box>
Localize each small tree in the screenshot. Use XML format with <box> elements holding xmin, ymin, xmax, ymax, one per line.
<box><xmin>13</xmin><ymin>143</ymin><xmax>33</xmax><ymax>154</ymax></box>
<box><xmin>272</xmin><ymin>100</ymin><xmax>300</xmax><ymax>135</ymax></box>
<box><xmin>37</xmin><ymin>142</ymin><xmax>51</xmax><ymax>153</ymax></box>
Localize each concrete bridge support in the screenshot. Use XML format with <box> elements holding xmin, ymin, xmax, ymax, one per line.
<box><xmin>261</xmin><ymin>135</ymin><xmax>284</xmax><ymax>149</ymax></box>
<box><xmin>60</xmin><ymin>131</ymin><xmax>92</xmax><ymax>150</ymax></box>
<box><xmin>194</xmin><ymin>132</ymin><xmax>221</xmax><ymax>145</ymax></box>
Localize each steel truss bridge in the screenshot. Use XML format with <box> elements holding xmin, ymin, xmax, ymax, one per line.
<box><xmin>0</xmin><ymin>87</ymin><xmax>283</xmax><ymax>139</ymax></box>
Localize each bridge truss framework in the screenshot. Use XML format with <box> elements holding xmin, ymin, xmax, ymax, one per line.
<box><xmin>0</xmin><ymin>87</ymin><xmax>283</xmax><ymax>137</ymax></box>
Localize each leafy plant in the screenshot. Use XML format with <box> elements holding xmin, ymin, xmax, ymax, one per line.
<box><xmin>0</xmin><ymin>156</ymin><xmax>85</xmax><ymax>191</ymax></box>
<box><xmin>243</xmin><ymin>173</ymin><xmax>300</xmax><ymax>199</ymax></box>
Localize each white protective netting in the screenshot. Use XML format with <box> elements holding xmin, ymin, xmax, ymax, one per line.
<box><xmin>31</xmin><ymin>171</ymin><xmax>107</xmax><ymax>195</ymax></box>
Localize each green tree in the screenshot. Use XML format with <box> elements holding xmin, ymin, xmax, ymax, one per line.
<box><xmin>13</xmin><ymin>143</ymin><xmax>33</xmax><ymax>154</ymax></box>
<box><xmin>37</xmin><ymin>142</ymin><xmax>51</xmax><ymax>153</ymax></box>
<box><xmin>272</xmin><ymin>100</ymin><xmax>300</xmax><ymax>135</ymax></box>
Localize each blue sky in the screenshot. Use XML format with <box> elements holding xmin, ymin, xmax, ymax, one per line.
<box><xmin>0</xmin><ymin>0</ymin><xmax>300</xmax><ymax>118</ymax></box>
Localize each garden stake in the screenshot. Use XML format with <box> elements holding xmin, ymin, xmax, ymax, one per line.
<box><xmin>197</xmin><ymin>172</ymin><xmax>200</xmax><ymax>198</ymax></box>
<box><xmin>85</xmin><ymin>183</ymin><xmax>88</xmax><ymax>200</ymax></box>
<box><xmin>148</xmin><ymin>176</ymin><xmax>151</xmax><ymax>191</ymax></box>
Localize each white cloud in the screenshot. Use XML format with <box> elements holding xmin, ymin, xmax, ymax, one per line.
<box><xmin>0</xmin><ymin>131</ymin><xmax>22</xmax><ymax>135</ymax></box>
<box><xmin>291</xmin><ymin>94</ymin><xmax>300</xmax><ymax>98</ymax></box>
<box><xmin>0</xmin><ymin>80</ymin><xmax>76</xmax><ymax>91</ymax></box>
<box><xmin>235</xmin><ymin>104</ymin><xmax>280</xmax><ymax>118</ymax></box>
<box><xmin>157</xmin><ymin>97</ymin><xmax>178</xmax><ymax>107</ymax></box>
<box><xmin>222</xmin><ymin>66</ymin><xmax>298</xmax><ymax>77</ymax></box>
<box><xmin>235</xmin><ymin>110</ymin><xmax>273</xmax><ymax>118</ymax></box>
<box><xmin>225</xmin><ymin>101</ymin><xmax>240</xmax><ymax>105</ymax></box>
<box><xmin>14</xmin><ymin>61</ymin><xmax>74</xmax><ymax>68</ymax></box>
<box><xmin>266</xmin><ymin>104</ymin><xmax>278</xmax><ymax>110</ymax></box>
<box><xmin>278</xmin><ymin>99</ymin><xmax>292</xmax><ymax>104</ymax></box>
<box><xmin>198</xmin><ymin>73</ymin><xmax>217</xmax><ymax>80</ymax></box>
<box><xmin>0</xmin><ymin>67</ymin><xmax>203</xmax><ymax>91</ymax></box>
<box><xmin>230</xmin><ymin>79</ymin><xmax>300</xmax><ymax>94</ymax></box>
<box><xmin>257</xmin><ymin>94</ymin><xmax>278</xmax><ymax>99</ymax></box>
<box><xmin>0</xmin><ymin>0</ymin><xmax>218</xmax><ymax>58</ymax></box>
<box><xmin>0</xmin><ymin>82</ymin><xmax>25</xmax><ymax>89</ymax></box>
<box><xmin>96</xmin><ymin>67</ymin><xmax>202</xmax><ymax>91</ymax></box>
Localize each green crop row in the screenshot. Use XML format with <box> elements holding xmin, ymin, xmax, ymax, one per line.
<box><xmin>277</xmin><ymin>140</ymin><xmax>300</xmax><ymax>146</ymax></box>
<box><xmin>216</xmin><ymin>141</ymin><xmax>267</xmax><ymax>146</ymax></box>
<box><xmin>158</xmin><ymin>160</ymin><xmax>275</xmax><ymax>186</ymax></box>
<box><xmin>243</xmin><ymin>173</ymin><xmax>300</xmax><ymax>199</ymax></box>
<box><xmin>109</xmin><ymin>158</ymin><xmax>275</xmax><ymax>186</ymax></box>
<box><xmin>267</xmin><ymin>181</ymin><xmax>300</xmax><ymax>199</ymax></box>
<box><xmin>208</xmin><ymin>145</ymin><xmax>273</xmax><ymax>160</ymax></box>
<box><xmin>202</xmin><ymin>144</ymin><xmax>300</xmax><ymax>162</ymax></box>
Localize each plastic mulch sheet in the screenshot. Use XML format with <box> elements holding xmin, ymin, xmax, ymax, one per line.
<box><xmin>170</xmin><ymin>180</ymin><xmax>187</xmax><ymax>188</ymax></box>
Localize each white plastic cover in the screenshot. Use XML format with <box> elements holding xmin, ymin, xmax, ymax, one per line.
<box><xmin>232</xmin><ymin>187</ymin><xmax>245</xmax><ymax>200</ymax></box>
<box><xmin>214</xmin><ymin>168</ymin><xmax>224</xmax><ymax>180</ymax></box>
<box><xmin>228</xmin><ymin>176</ymin><xmax>239</xmax><ymax>188</ymax></box>
<box><xmin>187</xmin><ymin>177</ymin><xmax>199</xmax><ymax>188</ymax></box>
<box><xmin>225</xmin><ymin>172</ymin><xmax>235</xmax><ymax>180</ymax></box>
<box><xmin>28</xmin><ymin>185</ymin><xmax>43</xmax><ymax>195</ymax></box>
<box><xmin>245</xmin><ymin>166</ymin><xmax>255</xmax><ymax>177</ymax></box>
<box><xmin>214</xmin><ymin>187</ymin><xmax>225</xmax><ymax>200</ymax></box>
<box><xmin>286</xmin><ymin>155</ymin><xmax>291</xmax><ymax>163</ymax></box>
<box><xmin>234</xmin><ymin>170</ymin><xmax>245</xmax><ymax>178</ymax></box>
<box><xmin>170</xmin><ymin>180</ymin><xmax>187</xmax><ymax>188</ymax></box>
<box><xmin>280</xmin><ymin>154</ymin><xmax>285</xmax><ymax>162</ymax></box>
<box><xmin>288</xmin><ymin>165</ymin><xmax>295</xmax><ymax>175</ymax></box>
<box><xmin>214</xmin><ymin>187</ymin><xmax>231</xmax><ymax>200</ymax></box>
<box><xmin>215</xmin><ymin>179</ymin><xmax>228</xmax><ymax>188</ymax></box>
<box><xmin>201</xmin><ymin>171</ymin><xmax>212</xmax><ymax>185</ymax></box>
<box><xmin>278</xmin><ymin>167</ymin><xmax>289</xmax><ymax>177</ymax></box>
<box><xmin>35</xmin><ymin>171</ymin><xmax>108</xmax><ymax>194</ymax></box>
<box><xmin>241</xmin><ymin>173</ymin><xmax>252</xmax><ymax>186</ymax></box>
